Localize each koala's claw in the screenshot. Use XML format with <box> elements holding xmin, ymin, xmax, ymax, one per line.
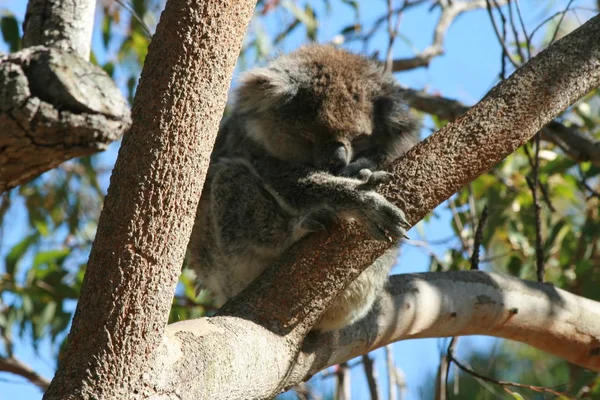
<box><xmin>357</xmin><ymin>193</ymin><xmax>409</xmax><ymax>242</ymax></box>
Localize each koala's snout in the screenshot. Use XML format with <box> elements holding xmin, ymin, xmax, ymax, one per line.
<box><xmin>325</xmin><ymin>142</ymin><xmax>349</xmax><ymax>172</ymax></box>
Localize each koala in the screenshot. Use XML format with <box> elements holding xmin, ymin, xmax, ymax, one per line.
<box><xmin>187</xmin><ymin>44</ymin><xmax>419</xmax><ymax>331</ymax></box>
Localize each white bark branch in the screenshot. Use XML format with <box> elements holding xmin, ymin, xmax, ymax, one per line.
<box><xmin>150</xmin><ymin>271</ymin><xmax>600</xmax><ymax>399</ymax></box>
<box><xmin>391</xmin><ymin>0</ymin><xmax>507</xmax><ymax>72</ymax></box>
<box><xmin>23</xmin><ymin>0</ymin><xmax>96</xmax><ymax>59</ymax></box>
<box><xmin>299</xmin><ymin>272</ymin><xmax>600</xmax><ymax>375</ymax></box>
<box><xmin>0</xmin><ymin>48</ymin><xmax>130</xmax><ymax>193</ymax></box>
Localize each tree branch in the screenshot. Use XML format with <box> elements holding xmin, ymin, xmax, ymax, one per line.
<box><xmin>400</xmin><ymin>88</ymin><xmax>600</xmax><ymax>166</ymax></box>
<box><xmin>152</xmin><ymin>271</ymin><xmax>600</xmax><ymax>399</ymax></box>
<box><xmin>391</xmin><ymin>0</ymin><xmax>507</xmax><ymax>72</ymax></box>
<box><xmin>0</xmin><ymin>356</ymin><xmax>50</xmax><ymax>391</ymax></box>
<box><xmin>2</xmin><ymin>0</ymin><xmax>131</xmax><ymax>192</ymax></box>
<box><xmin>0</xmin><ymin>48</ymin><xmax>130</xmax><ymax>193</ymax></box>
<box><xmin>23</xmin><ymin>0</ymin><xmax>96</xmax><ymax>59</ymax></box>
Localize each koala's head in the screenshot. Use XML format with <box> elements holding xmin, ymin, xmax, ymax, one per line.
<box><xmin>235</xmin><ymin>45</ymin><xmax>418</xmax><ymax>171</ymax></box>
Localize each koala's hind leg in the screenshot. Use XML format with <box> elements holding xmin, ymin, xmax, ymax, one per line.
<box><xmin>315</xmin><ymin>245</ymin><xmax>399</xmax><ymax>331</ymax></box>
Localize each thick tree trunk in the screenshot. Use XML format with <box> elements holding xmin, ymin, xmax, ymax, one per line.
<box><xmin>43</xmin><ymin>0</ymin><xmax>256</xmax><ymax>398</ymax></box>
<box><xmin>0</xmin><ymin>0</ymin><xmax>129</xmax><ymax>193</ymax></box>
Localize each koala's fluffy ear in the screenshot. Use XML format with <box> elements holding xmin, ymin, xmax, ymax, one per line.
<box><xmin>235</xmin><ymin>67</ymin><xmax>299</xmax><ymax>114</ymax></box>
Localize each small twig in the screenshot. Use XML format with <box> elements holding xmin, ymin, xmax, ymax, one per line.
<box><xmin>385</xmin><ymin>0</ymin><xmax>405</xmax><ymax>73</ymax></box>
<box><xmin>113</xmin><ymin>0</ymin><xmax>152</xmax><ymax>37</ymax></box>
<box><xmin>0</xmin><ymin>356</ymin><xmax>50</xmax><ymax>391</ymax></box>
<box><xmin>362</xmin><ymin>354</ymin><xmax>380</xmax><ymax>400</ymax></box>
<box><xmin>335</xmin><ymin>362</ymin><xmax>351</xmax><ymax>400</ymax></box>
<box><xmin>513</xmin><ymin>0</ymin><xmax>532</xmax><ymax>59</ymax></box>
<box><xmin>577</xmin><ymin>164</ymin><xmax>600</xmax><ymax>199</ymax></box>
<box><xmin>392</xmin><ymin>0</ymin><xmax>507</xmax><ymax>72</ymax></box>
<box><xmin>531</xmin><ymin>134</ymin><xmax>545</xmax><ymax>282</ymax></box>
<box><xmin>385</xmin><ymin>346</ymin><xmax>396</xmax><ymax>400</ymax></box>
<box><xmin>446</xmin><ymin>346</ymin><xmax>573</xmax><ymax>398</ymax></box>
<box><xmin>493</xmin><ymin>0</ymin><xmax>509</xmax><ymax>79</ymax></box>
<box><xmin>507</xmin><ymin>0</ymin><xmax>527</xmax><ymax>63</ymax></box>
<box><xmin>384</xmin><ymin>345</ymin><xmax>406</xmax><ymax>400</ymax></box>
<box><xmin>550</xmin><ymin>0</ymin><xmax>576</xmax><ymax>44</ymax></box>
<box><xmin>470</xmin><ymin>205</ymin><xmax>489</xmax><ymax>270</ymax></box>
<box><xmin>448</xmin><ymin>198</ymin><xmax>470</xmax><ymax>253</ymax></box>
<box><xmin>485</xmin><ymin>0</ymin><xmax>520</xmax><ymax>68</ymax></box>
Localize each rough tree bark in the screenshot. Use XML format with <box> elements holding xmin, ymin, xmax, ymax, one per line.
<box><xmin>45</xmin><ymin>3</ymin><xmax>600</xmax><ymax>400</ymax></box>
<box><xmin>43</xmin><ymin>0</ymin><xmax>257</xmax><ymax>398</ymax></box>
<box><xmin>0</xmin><ymin>0</ymin><xmax>130</xmax><ymax>193</ymax></box>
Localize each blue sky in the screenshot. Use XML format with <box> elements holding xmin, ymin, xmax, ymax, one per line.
<box><xmin>0</xmin><ymin>0</ymin><xmax>595</xmax><ymax>399</ymax></box>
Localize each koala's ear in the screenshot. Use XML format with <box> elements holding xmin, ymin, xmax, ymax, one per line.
<box><xmin>373</xmin><ymin>89</ymin><xmax>420</xmax><ymax>159</ymax></box>
<box><xmin>235</xmin><ymin>67</ymin><xmax>299</xmax><ymax>114</ymax></box>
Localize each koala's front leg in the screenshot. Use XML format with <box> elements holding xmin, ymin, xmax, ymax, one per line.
<box><xmin>294</xmin><ymin>172</ymin><xmax>409</xmax><ymax>242</ymax></box>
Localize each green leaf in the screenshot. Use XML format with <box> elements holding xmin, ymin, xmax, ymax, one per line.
<box><xmin>32</xmin><ymin>249</ymin><xmax>70</xmax><ymax>270</ymax></box>
<box><xmin>0</xmin><ymin>14</ymin><xmax>21</xmax><ymax>52</ymax></box>
<box><xmin>282</xmin><ymin>0</ymin><xmax>317</xmax><ymax>41</ymax></box>
<box><xmin>5</xmin><ymin>233</ymin><xmax>39</xmax><ymax>276</ymax></box>
<box><xmin>507</xmin><ymin>392</ymin><xmax>525</xmax><ymax>400</ymax></box>
<box><xmin>33</xmin><ymin>302</ymin><xmax>57</xmax><ymax>339</ymax></box>
<box><xmin>102</xmin><ymin>12</ymin><xmax>113</xmax><ymax>49</ymax></box>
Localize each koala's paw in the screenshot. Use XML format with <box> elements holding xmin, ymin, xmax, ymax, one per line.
<box><xmin>356</xmin><ymin>192</ymin><xmax>409</xmax><ymax>241</ymax></box>
<box><xmin>299</xmin><ymin>207</ymin><xmax>341</xmax><ymax>233</ymax></box>
<box><xmin>356</xmin><ymin>169</ymin><xmax>393</xmax><ymax>189</ymax></box>
<box><xmin>340</xmin><ymin>158</ymin><xmax>377</xmax><ymax>177</ymax></box>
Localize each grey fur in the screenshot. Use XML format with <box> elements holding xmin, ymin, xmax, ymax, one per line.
<box><xmin>188</xmin><ymin>45</ymin><xmax>419</xmax><ymax>331</ymax></box>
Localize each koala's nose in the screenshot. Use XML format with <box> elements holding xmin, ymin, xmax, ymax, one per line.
<box><xmin>327</xmin><ymin>142</ymin><xmax>348</xmax><ymax>171</ymax></box>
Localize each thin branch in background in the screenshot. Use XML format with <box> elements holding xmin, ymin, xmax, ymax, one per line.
<box><xmin>446</xmin><ymin>343</ymin><xmax>573</xmax><ymax>398</ymax></box>
<box><xmin>513</xmin><ymin>0</ymin><xmax>532</xmax><ymax>59</ymax></box>
<box><xmin>448</xmin><ymin>197</ymin><xmax>471</xmax><ymax>253</ymax></box>
<box><xmin>406</xmin><ymin>239</ymin><xmax>448</xmax><ymax>270</ymax></box>
<box><xmin>485</xmin><ymin>0</ymin><xmax>520</xmax><ymax>68</ymax></box>
<box><xmin>506</xmin><ymin>0</ymin><xmax>527</xmax><ymax>63</ymax></box>
<box><xmin>470</xmin><ymin>205</ymin><xmax>489</xmax><ymax>270</ymax></box>
<box><xmin>441</xmin><ymin>337</ymin><xmax>460</xmax><ymax>400</ymax></box>
<box><xmin>549</xmin><ymin>0</ymin><xmax>576</xmax><ymax>44</ymax></box>
<box><xmin>391</xmin><ymin>0</ymin><xmax>507</xmax><ymax>72</ymax></box>
<box><xmin>435</xmin><ymin>339</ymin><xmax>455</xmax><ymax>400</ymax></box>
<box><xmin>334</xmin><ymin>362</ymin><xmax>350</xmax><ymax>400</ymax></box>
<box><xmin>113</xmin><ymin>0</ymin><xmax>152</xmax><ymax>37</ymax></box>
<box><xmin>528</xmin><ymin>6</ymin><xmax>592</xmax><ymax>44</ymax></box>
<box><xmin>356</xmin><ymin>0</ymin><xmax>427</xmax><ymax>52</ymax></box>
<box><xmin>293</xmin><ymin>382</ymin><xmax>321</xmax><ymax>400</ymax></box>
<box><xmin>492</xmin><ymin>0</ymin><xmax>509</xmax><ymax>79</ymax></box>
<box><xmin>0</xmin><ymin>356</ymin><xmax>50</xmax><ymax>391</ymax></box>
<box><xmin>362</xmin><ymin>354</ymin><xmax>380</xmax><ymax>400</ymax></box>
<box><xmin>384</xmin><ymin>345</ymin><xmax>406</xmax><ymax>400</ymax></box>
<box><xmin>577</xmin><ymin>164</ymin><xmax>600</xmax><ymax>199</ymax></box>
<box><xmin>385</xmin><ymin>0</ymin><xmax>405</xmax><ymax>72</ymax></box>
<box><xmin>532</xmin><ymin>133</ymin><xmax>545</xmax><ymax>282</ymax></box>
